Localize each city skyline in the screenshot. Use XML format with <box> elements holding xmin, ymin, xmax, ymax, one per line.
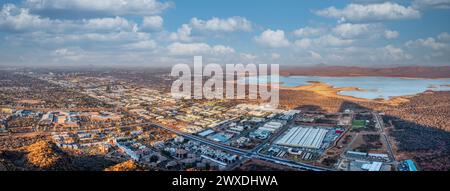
<box><xmin>1</xmin><ymin>0</ymin><xmax>450</xmax><ymax>67</ymax></box>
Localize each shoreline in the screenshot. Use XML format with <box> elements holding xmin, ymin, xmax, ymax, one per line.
<box><xmin>239</xmin><ymin>77</ymin><xmax>450</xmax><ymax>105</ymax></box>
<box><xmin>279</xmin><ymin>74</ymin><xmax>450</xmax><ymax>80</ymax></box>
<box><xmin>280</xmin><ymin>81</ymin><xmax>371</xmax><ymax>102</ymax></box>
<box><xmin>280</xmin><ymin>81</ymin><xmax>417</xmax><ymax>105</ymax></box>
<box><xmin>245</xmin><ymin>73</ymin><xmax>450</xmax><ymax>80</ymax></box>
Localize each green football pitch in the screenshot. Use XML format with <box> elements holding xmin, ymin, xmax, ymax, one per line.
<box><xmin>352</xmin><ymin>120</ymin><xmax>366</xmax><ymax>129</ymax></box>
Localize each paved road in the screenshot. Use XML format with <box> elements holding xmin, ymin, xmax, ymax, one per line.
<box><xmin>373</xmin><ymin>112</ymin><xmax>396</xmax><ymax>162</ymax></box>
<box><xmin>150</xmin><ymin>122</ymin><xmax>331</xmax><ymax>171</ymax></box>
<box><xmin>5</xmin><ymin>114</ymin><xmax>331</xmax><ymax>170</ymax></box>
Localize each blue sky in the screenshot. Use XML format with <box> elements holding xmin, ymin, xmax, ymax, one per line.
<box><xmin>1</xmin><ymin>0</ymin><xmax>450</xmax><ymax>67</ymax></box>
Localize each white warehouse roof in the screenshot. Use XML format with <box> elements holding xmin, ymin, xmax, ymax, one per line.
<box><xmin>275</xmin><ymin>126</ymin><xmax>328</xmax><ymax>149</ymax></box>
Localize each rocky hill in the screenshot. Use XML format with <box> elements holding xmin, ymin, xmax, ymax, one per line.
<box><xmin>24</xmin><ymin>141</ymin><xmax>74</xmax><ymax>170</ymax></box>
<box><xmin>0</xmin><ymin>140</ymin><xmax>74</xmax><ymax>171</ymax></box>
<box><xmin>104</xmin><ymin>160</ymin><xmax>145</xmax><ymax>171</ymax></box>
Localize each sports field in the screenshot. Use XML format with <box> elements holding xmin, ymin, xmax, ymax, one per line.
<box><xmin>352</xmin><ymin>120</ymin><xmax>366</xmax><ymax>129</ymax></box>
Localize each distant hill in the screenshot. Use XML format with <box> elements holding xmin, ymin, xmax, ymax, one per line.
<box><xmin>280</xmin><ymin>66</ymin><xmax>450</xmax><ymax>78</ymax></box>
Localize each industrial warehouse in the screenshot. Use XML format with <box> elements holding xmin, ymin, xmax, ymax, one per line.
<box><xmin>275</xmin><ymin>127</ymin><xmax>328</xmax><ymax>149</ymax></box>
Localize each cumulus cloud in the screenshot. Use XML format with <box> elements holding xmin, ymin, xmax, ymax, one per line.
<box><xmin>309</xmin><ymin>51</ymin><xmax>322</xmax><ymax>60</ymax></box>
<box><xmin>84</xmin><ymin>16</ymin><xmax>136</xmax><ymax>32</ymax></box>
<box><xmin>293</xmin><ymin>27</ymin><xmax>324</xmax><ymax>37</ymax></box>
<box><xmin>123</xmin><ymin>40</ymin><xmax>157</xmax><ymax>50</ymax></box>
<box><xmin>315</xmin><ymin>2</ymin><xmax>421</xmax><ymax>22</ymax></box>
<box><xmin>52</xmin><ymin>47</ymin><xmax>85</xmax><ymax>61</ymax></box>
<box><xmin>294</xmin><ymin>38</ymin><xmax>313</xmax><ymax>48</ymax></box>
<box><xmin>380</xmin><ymin>45</ymin><xmax>411</xmax><ymax>61</ymax></box>
<box><xmin>167</xmin><ymin>42</ymin><xmax>234</xmax><ymax>55</ymax></box>
<box><xmin>212</xmin><ymin>45</ymin><xmax>236</xmax><ymax>54</ymax></box>
<box><xmin>0</xmin><ymin>4</ymin><xmax>138</xmax><ymax>33</ymax></box>
<box><xmin>169</xmin><ymin>24</ymin><xmax>192</xmax><ymax>42</ymax></box>
<box><xmin>384</xmin><ymin>30</ymin><xmax>400</xmax><ymax>39</ymax></box>
<box><xmin>0</xmin><ymin>4</ymin><xmax>52</xmax><ymax>32</ymax></box>
<box><xmin>295</xmin><ymin>35</ymin><xmax>353</xmax><ymax>48</ymax></box>
<box><xmin>54</xmin><ymin>48</ymin><xmax>76</xmax><ymax>56</ymax></box>
<box><xmin>332</xmin><ymin>23</ymin><xmax>399</xmax><ymax>40</ymax></box>
<box><xmin>255</xmin><ymin>29</ymin><xmax>290</xmax><ymax>48</ymax></box>
<box><xmin>190</xmin><ymin>16</ymin><xmax>252</xmax><ymax>32</ymax></box>
<box><xmin>437</xmin><ymin>32</ymin><xmax>450</xmax><ymax>41</ymax></box>
<box><xmin>406</xmin><ymin>37</ymin><xmax>447</xmax><ymax>50</ymax></box>
<box><xmin>240</xmin><ymin>53</ymin><xmax>257</xmax><ymax>60</ymax></box>
<box><xmin>1</xmin><ymin>1</ymin><xmax>448</xmax><ymax>67</ymax></box>
<box><xmin>141</xmin><ymin>16</ymin><xmax>163</xmax><ymax>31</ymax></box>
<box><xmin>333</xmin><ymin>23</ymin><xmax>372</xmax><ymax>38</ymax></box>
<box><xmin>24</xmin><ymin>0</ymin><xmax>172</xmax><ymax>16</ymax></box>
<box><xmin>166</xmin><ymin>16</ymin><xmax>252</xmax><ymax>42</ymax></box>
<box><xmin>9</xmin><ymin>30</ymin><xmax>154</xmax><ymax>56</ymax></box>
<box><xmin>316</xmin><ymin>35</ymin><xmax>354</xmax><ymax>46</ymax></box>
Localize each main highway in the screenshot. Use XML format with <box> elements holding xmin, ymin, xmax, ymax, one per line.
<box><xmin>148</xmin><ymin>122</ymin><xmax>332</xmax><ymax>171</ymax></box>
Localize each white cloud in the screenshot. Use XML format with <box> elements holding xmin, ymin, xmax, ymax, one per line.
<box><xmin>317</xmin><ymin>35</ymin><xmax>354</xmax><ymax>46</ymax></box>
<box><xmin>52</xmin><ymin>47</ymin><xmax>85</xmax><ymax>61</ymax></box>
<box><xmin>169</xmin><ymin>24</ymin><xmax>192</xmax><ymax>42</ymax></box>
<box><xmin>406</xmin><ymin>37</ymin><xmax>447</xmax><ymax>50</ymax></box>
<box><xmin>294</xmin><ymin>38</ymin><xmax>313</xmax><ymax>48</ymax></box>
<box><xmin>293</xmin><ymin>27</ymin><xmax>324</xmax><ymax>37</ymax></box>
<box><xmin>412</xmin><ymin>0</ymin><xmax>450</xmax><ymax>9</ymax></box>
<box><xmin>212</xmin><ymin>45</ymin><xmax>235</xmax><ymax>54</ymax></box>
<box><xmin>437</xmin><ymin>32</ymin><xmax>450</xmax><ymax>41</ymax></box>
<box><xmin>384</xmin><ymin>30</ymin><xmax>399</xmax><ymax>39</ymax></box>
<box><xmin>54</xmin><ymin>48</ymin><xmax>76</xmax><ymax>56</ymax></box>
<box><xmin>0</xmin><ymin>4</ymin><xmax>138</xmax><ymax>33</ymax></box>
<box><xmin>240</xmin><ymin>53</ymin><xmax>257</xmax><ymax>60</ymax></box>
<box><xmin>141</xmin><ymin>16</ymin><xmax>163</xmax><ymax>31</ymax></box>
<box><xmin>167</xmin><ymin>42</ymin><xmax>234</xmax><ymax>55</ymax></box>
<box><xmin>190</xmin><ymin>16</ymin><xmax>252</xmax><ymax>32</ymax></box>
<box><xmin>166</xmin><ymin>16</ymin><xmax>252</xmax><ymax>42</ymax></box>
<box><xmin>0</xmin><ymin>4</ymin><xmax>52</xmax><ymax>32</ymax></box>
<box><xmin>332</xmin><ymin>23</ymin><xmax>399</xmax><ymax>40</ymax></box>
<box><xmin>1</xmin><ymin>1</ymin><xmax>448</xmax><ymax>67</ymax></box>
<box><xmin>255</xmin><ymin>29</ymin><xmax>290</xmax><ymax>48</ymax></box>
<box><xmin>381</xmin><ymin>45</ymin><xmax>411</xmax><ymax>61</ymax></box>
<box><xmin>309</xmin><ymin>51</ymin><xmax>322</xmax><ymax>60</ymax></box>
<box><xmin>25</xmin><ymin>0</ymin><xmax>172</xmax><ymax>16</ymax></box>
<box><xmin>295</xmin><ymin>35</ymin><xmax>353</xmax><ymax>48</ymax></box>
<box><xmin>333</xmin><ymin>23</ymin><xmax>371</xmax><ymax>38</ymax></box>
<box><xmin>24</xmin><ymin>31</ymin><xmax>152</xmax><ymax>49</ymax></box>
<box><xmin>123</xmin><ymin>40</ymin><xmax>157</xmax><ymax>50</ymax></box>
<box><xmin>84</xmin><ymin>16</ymin><xmax>135</xmax><ymax>32</ymax></box>
<box><xmin>315</xmin><ymin>2</ymin><xmax>421</xmax><ymax>22</ymax></box>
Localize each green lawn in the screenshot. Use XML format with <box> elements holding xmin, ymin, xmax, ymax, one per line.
<box><xmin>352</xmin><ymin>120</ymin><xmax>366</xmax><ymax>129</ymax></box>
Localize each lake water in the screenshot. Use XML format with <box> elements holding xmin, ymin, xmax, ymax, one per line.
<box><xmin>243</xmin><ymin>75</ymin><xmax>450</xmax><ymax>100</ymax></box>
